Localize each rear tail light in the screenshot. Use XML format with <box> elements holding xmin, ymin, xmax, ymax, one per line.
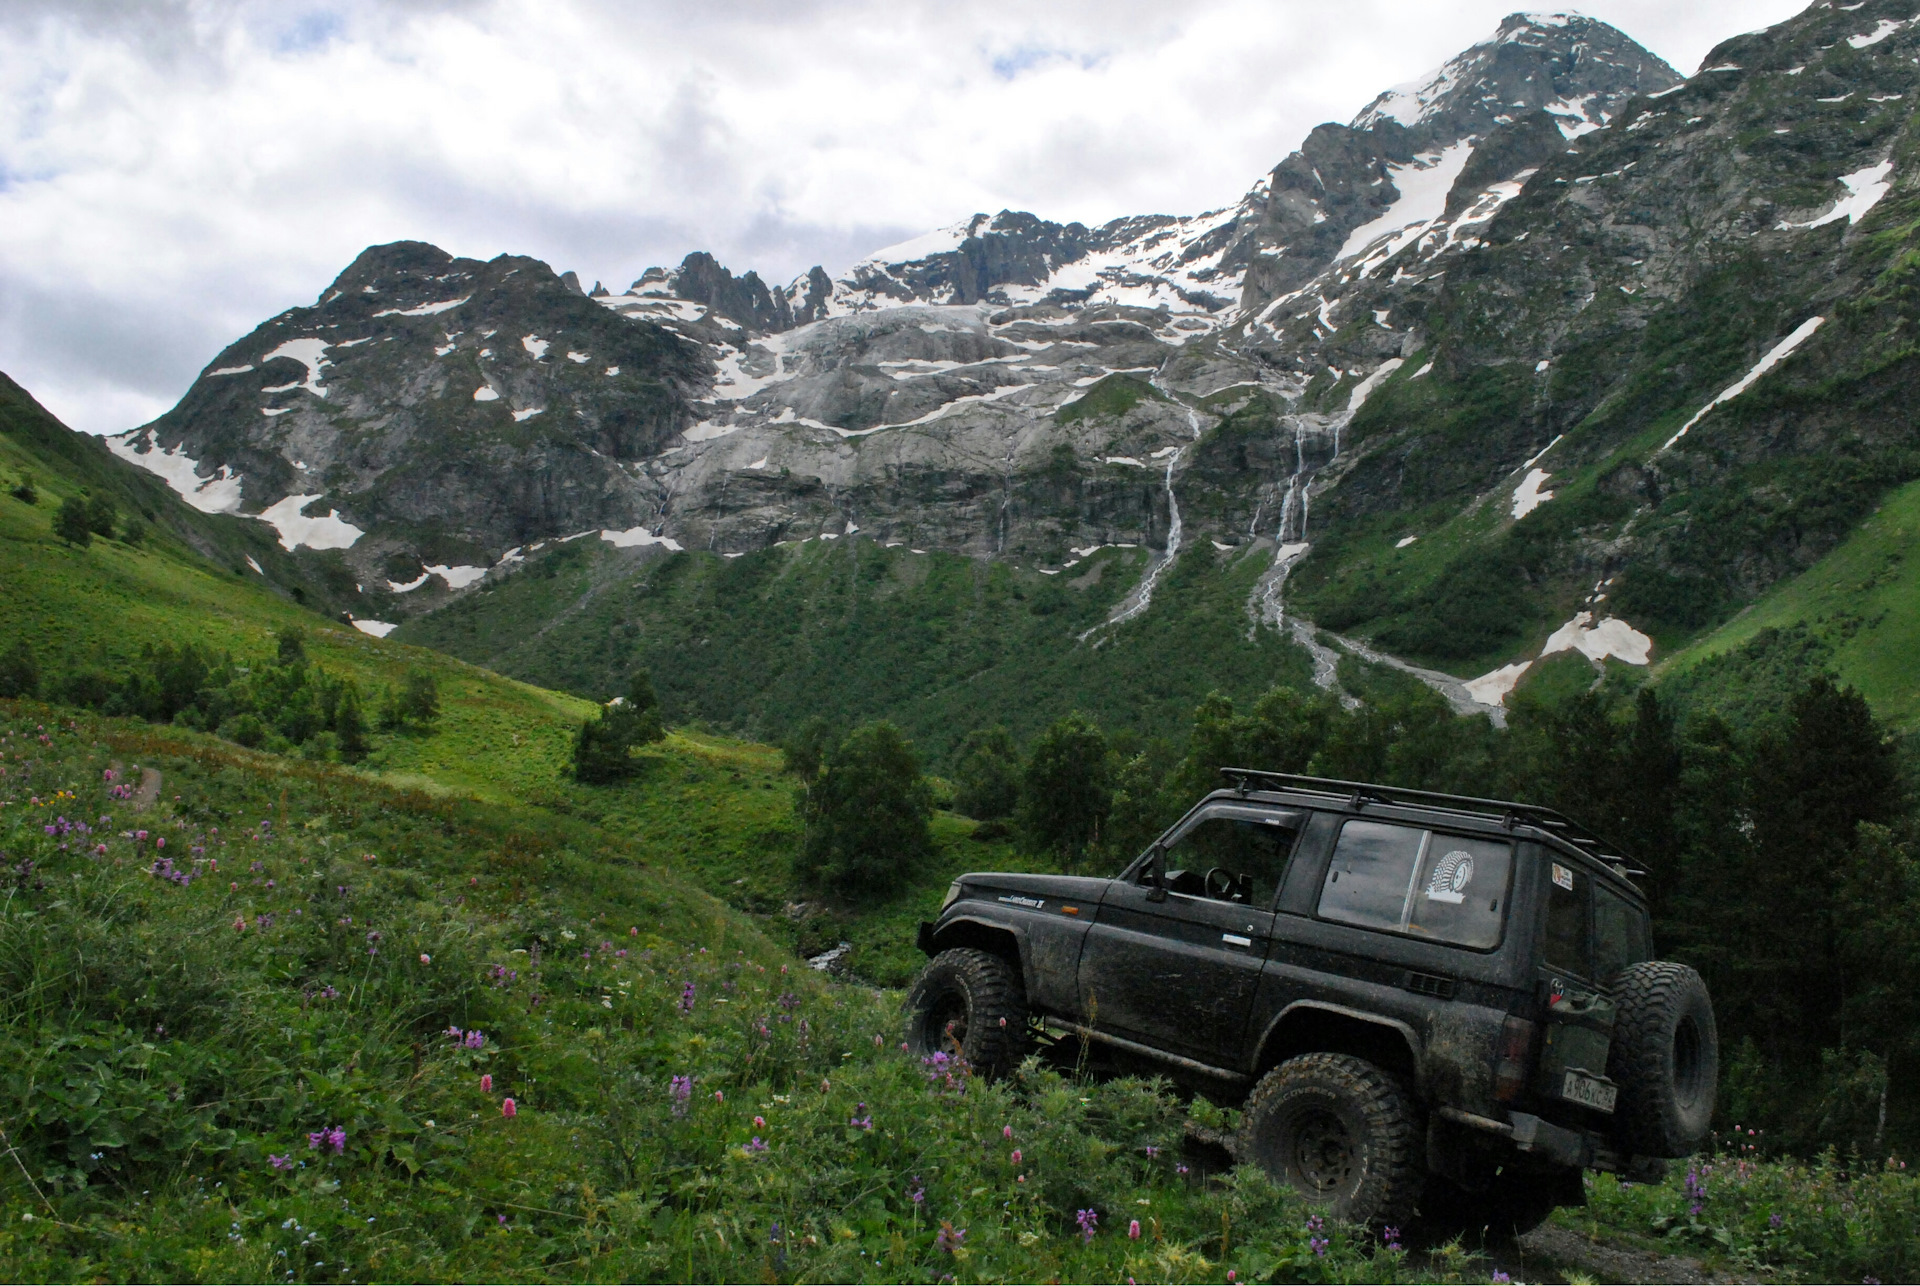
<box><xmin>1494</xmin><ymin>1016</ymin><xmax>1536</xmax><ymax>1102</ymax></box>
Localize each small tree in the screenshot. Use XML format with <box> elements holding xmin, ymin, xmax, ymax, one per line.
<box><xmin>10</xmin><ymin>472</ymin><xmax>36</xmax><ymax>505</ymax></box>
<box><xmin>54</xmin><ymin>497</ymin><xmax>92</xmax><ymax>548</ymax></box>
<box><xmin>400</xmin><ymin>669</ymin><xmax>440</xmax><ymax>728</ymax></box>
<box><xmin>621</xmin><ymin>670</ymin><xmax>666</xmax><ymax>744</ymax></box>
<box><xmin>571</xmin><ymin>671</ymin><xmax>667</xmax><ymax>784</ymax></box>
<box><xmin>276</xmin><ymin>628</ymin><xmax>307</xmax><ymax>666</ymax></box>
<box><xmin>1018</xmin><ymin>712</ymin><xmax>1112</xmax><ymax>870</ymax></box>
<box><xmin>953</xmin><ymin>726</ymin><xmax>1021</xmax><ymax>821</ymax></box>
<box><xmin>796</xmin><ymin>722</ymin><xmax>932</xmax><ymax>900</ymax></box>
<box><xmin>334</xmin><ymin>681</ymin><xmax>371</xmax><ymax>762</ymax></box>
<box><xmin>122</xmin><ymin>518</ymin><xmax>147</xmax><ymax>547</ymax></box>
<box><xmin>781</xmin><ymin>715</ymin><xmax>837</xmax><ymax>782</ymax></box>
<box><xmin>85</xmin><ymin>493</ymin><xmax>117</xmax><ymax>537</ymax></box>
<box><xmin>0</xmin><ymin>640</ymin><xmax>38</xmax><ymax>699</ymax></box>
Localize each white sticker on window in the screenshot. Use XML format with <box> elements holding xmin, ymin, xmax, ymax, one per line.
<box><xmin>1424</xmin><ymin>850</ymin><xmax>1475</xmax><ymax>905</ymax></box>
<box><xmin>1552</xmin><ymin>862</ymin><xmax>1575</xmax><ymax>892</ymax></box>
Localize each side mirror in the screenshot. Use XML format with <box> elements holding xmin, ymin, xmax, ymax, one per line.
<box><xmin>1143</xmin><ymin>848</ymin><xmax>1168</xmax><ymax>902</ymax></box>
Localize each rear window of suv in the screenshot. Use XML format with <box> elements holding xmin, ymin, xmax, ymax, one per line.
<box><xmin>1317</xmin><ymin>819</ymin><xmax>1513</xmax><ymax>949</ymax></box>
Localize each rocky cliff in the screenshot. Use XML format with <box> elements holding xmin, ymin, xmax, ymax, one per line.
<box><xmin>109</xmin><ymin>5</ymin><xmax>1920</xmax><ymax>724</ymax></box>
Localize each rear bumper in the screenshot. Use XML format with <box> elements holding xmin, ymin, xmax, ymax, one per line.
<box><xmin>1438</xmin><ymin>1106</ymin><xmax>1668</xmax><ymax>1180</ymax></box>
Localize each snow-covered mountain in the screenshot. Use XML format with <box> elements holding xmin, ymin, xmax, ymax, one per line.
<box><xmin>109</xmin><ymin>3</ymin><xmax>1920</xmax><ymax>718</ymax></box>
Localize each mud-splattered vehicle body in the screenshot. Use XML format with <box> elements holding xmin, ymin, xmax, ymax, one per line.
<box><xmin>908</xmin><ymin>771</ymin><xmax>1717</xmax><ymax>1231</ymax></box>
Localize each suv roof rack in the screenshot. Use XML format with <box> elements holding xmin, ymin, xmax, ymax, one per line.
<box><xmin>1218</xmin><ymin>767</ymin><xmax>1638</xmax><ymax>876</ymax></box>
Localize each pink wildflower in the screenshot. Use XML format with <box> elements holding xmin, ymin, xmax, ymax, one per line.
<box><xmin>502</xmin><ymin>1098</ymin><xmax>517</xmax><ymax>1118</ymax></box>
<box><xmin>481</xmin><ymin>1073</ymin><xmax>493</xmax><ymax>1092</ymax></box>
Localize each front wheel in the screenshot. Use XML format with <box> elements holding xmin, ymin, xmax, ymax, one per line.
<box><xmin>903</xmin><ymin>948</ymin><xmax>1028</xmax><ymax>1078</ymax></box>
<box><xmin>1235</xmin><ymin>1053</ymin><xmax>1424</xmax><ymax>1226</ymax></box>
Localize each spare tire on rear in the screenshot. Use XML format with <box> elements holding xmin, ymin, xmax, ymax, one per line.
<box><xmin>1607</xmin><ymin>961</ymin><xmax>1717</xmax><ymax>1157</ymax></box>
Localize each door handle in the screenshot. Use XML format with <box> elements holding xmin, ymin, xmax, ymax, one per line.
<box><xmin>1222</xmin><ymin>933</ymin><xmax>1252</xmax><ymax>947</ymax></box>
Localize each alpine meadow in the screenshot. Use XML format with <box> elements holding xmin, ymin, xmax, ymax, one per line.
<box><xmin>9</xmin><ymin>2</ymin><xmax>1920</xmax><ymax>1282</ymax></box>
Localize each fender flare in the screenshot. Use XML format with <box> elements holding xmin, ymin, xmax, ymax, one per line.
<box><xmin>1252</xmin><ymin>1000</ymin><xmax>1426</xmax><ymax>1089</ymax></box>
<box><xmin>925</xmin><ymin>911</ymin><xmax>1034</xmax><ymax>994</ymax></box>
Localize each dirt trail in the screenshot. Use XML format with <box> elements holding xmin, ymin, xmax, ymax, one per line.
<box><xmin>110</xmin><ymin>761</ymin><xmax>162</xmax><ymax>811</ymax></box>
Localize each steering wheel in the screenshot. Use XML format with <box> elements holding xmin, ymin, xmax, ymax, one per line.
<box><xmin>1204</xmin><ymin>867</ymin><xmax>1238</xmax><ymax>901</ymax></box>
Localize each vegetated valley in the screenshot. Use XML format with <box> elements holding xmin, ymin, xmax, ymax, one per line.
<box><xmin>8</xmin><ymin>2</ymin><xmax>1920</xmax><ymax>1282</ymax></box>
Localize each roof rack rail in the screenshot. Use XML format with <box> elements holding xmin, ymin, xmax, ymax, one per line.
<box><xmin>1218</xmin><ymin>767</ymin><xmax>1637</xmax><ymax>873</ymax></box>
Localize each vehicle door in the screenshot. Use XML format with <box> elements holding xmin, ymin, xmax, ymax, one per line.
<box><xmin>1076</xmin><ymin>805</ymin><xmax>1302</xmax><ymax>1063</ymax></box>
<box><xmin>1534</xmin><ymin>858</ymin><xmax>1623</xmax><ymax>1117</ymax></box>
<box><xmin>1253</xmin><ymin>816</ymin><xmax>1519</xmax><ymax>1080</ymax></box>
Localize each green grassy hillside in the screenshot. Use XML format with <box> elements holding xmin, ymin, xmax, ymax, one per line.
<box><xmin>1655</xmin><ymin>475</ymin><xmax>1920</xmax><ymax>730</ymax></box>
<box><xmin>395</xmin><ymin>535</ymin><xmax>1315</xmax><ymax>767</ymax></box>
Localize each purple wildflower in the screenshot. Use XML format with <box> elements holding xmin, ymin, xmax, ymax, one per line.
<box><xmin>464</xmin><ymin>1030</ymin><xmax>486</xmax><ymax>1049</ymax></box>
<box><xmin>850</xmin><ymin>1102</ymin><xmax>872</xmax><ymax>1130</ymax></box>
<box><xmin>907</xmin><ymin>1176</ymin><xmax>925</xmax><ymax>1206</ymax></box>
<box><xmin>1310</xmin><ymin>1236</ymin><xmax>1329</xmax><ymax>1257</ymax></box>
<box><xmin>1076</xmin><ymin>1208</ymin><xmax>1098</xmax><ymax>1242</ymax></box>
<box><xmin>268</xmin><ymin>1154</ymin><xmax>292</xmax><ymax>1170</ymax></box>
<box><xmin>746</xmin><ymin>1136</ymin><xmax>768</xmax><ymax>1153</ymax></box>
<box><xmin>936</xmin><ymin>1222</ymin><xmax>966</xmax><ymax>1254</ymax></box>
<box><xmin>680</xmin><ymin>981</ymin><xmax>696</xmax><ymax>1014</ymax></box>
<box><xmin>669</xmin><ymin>1074</ymin><xmax>693</xmax><ymax>1117</ymax></box>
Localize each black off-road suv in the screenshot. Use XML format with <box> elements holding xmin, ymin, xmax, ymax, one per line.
<box><xmin>907</xmin><ymin>770</ymin><xmax>1718</xmax><ymax>1232</ymax></box>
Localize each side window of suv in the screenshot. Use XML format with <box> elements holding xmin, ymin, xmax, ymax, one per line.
<box><xmin>1160</xmin><ymin>811</ymin><xmax>1301</xmax><ymax>906</ymax></box>
<box><xmin>1594</xmin><ymin>884</ymin><xmax>1651</xmax><ymax>978</ymax></box>
<box><xmin>1542</xmin><ymin>860</ymin><xmax>1593</xmax><ymax>979</ymax></box>
<box><xmin>1316</xmin><ymin>819</ymin><xmax>1513</xmax><ymax>949</ymax></box>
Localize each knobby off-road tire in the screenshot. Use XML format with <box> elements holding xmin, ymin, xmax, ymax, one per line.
<box><xmin>1607</xmin><ymin>960</ymin><xmax>1718</xmax><ymax>1157</ymax></box>
<box><xmin>1236</xmin><ymin>1053</ymin><xmax>1424</xmax><ymax>1226</ymax></box>
<box><xmin>903</xmin><ymin>948</ymin><xmax>1029</xmax><ymax>1078</ymax></box>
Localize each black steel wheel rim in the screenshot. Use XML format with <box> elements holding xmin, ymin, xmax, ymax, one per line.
<box><xmin>924</xmin><ymin>988</ymin><xmax>969</xmax><ymax>1055</ymax></box>
<box><xmin>1284</xmin><ymin>1105</ymin><xmax>1358</xmax><ymax>1196</ymax></box>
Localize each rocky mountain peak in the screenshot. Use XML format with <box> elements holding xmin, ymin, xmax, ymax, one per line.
<box><xmin>1350</xmin><ymin>12</ymin><xmax>1680</xmax><ymax>139</ymax></box>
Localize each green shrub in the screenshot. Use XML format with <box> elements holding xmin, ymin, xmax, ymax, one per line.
<box><xmin>53</xmin><ymin>496</ymin><xmax>91</xmax><ymax>548</ymax></box>
<box><xmin>796</xmin><ymin>721</ymin><xmax>932</xmax><ymax>899</ymax></box>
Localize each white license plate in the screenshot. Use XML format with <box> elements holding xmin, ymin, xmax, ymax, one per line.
<box><xmin>1562</xmin><ymin>1070</ymin><xmax>1618</xmax><ymax>1113</ymax></box>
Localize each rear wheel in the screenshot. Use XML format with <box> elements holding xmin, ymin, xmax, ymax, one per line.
<box><xmin>1235</xmin><ymin>1053</ymin><xmax>1423</xmax><ymax>1226</ymax></box>
<box><xmin>903</xmin><ymin>948</ymin><xmax>1028</xmax><ymax>1078</ymax></box>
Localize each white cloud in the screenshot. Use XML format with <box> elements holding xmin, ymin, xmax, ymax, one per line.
<box><xmin>0</xmin><ymin>0</ymin><xmax>1809</xmax><ymax>435</ymax></box>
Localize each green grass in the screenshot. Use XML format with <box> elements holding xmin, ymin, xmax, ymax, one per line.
<box><xmin>1656</xmin><ymin>475</ymin><xmax>1920</xmax><ymax>729</ymax></box>
<box><xmin>0</xmin><ymin>706</ymin><xmax>1497</xmax><ymax>1285</ymax></box>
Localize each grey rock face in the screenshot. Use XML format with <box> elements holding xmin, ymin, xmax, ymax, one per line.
<box><xmin>113</xmin><ymin>9</ymin><xmax>1727</xmax><ymax>669</ymax></box>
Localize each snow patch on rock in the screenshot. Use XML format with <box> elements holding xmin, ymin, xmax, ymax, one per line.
<box><xmin>1512</xmin><ymin>468</ymin><xmax>1555</xmax><ymax>519</ymax></box>
<box><xmin>351</xmin><ymin>619</ymin><xmax>397</xmax><ymax>638</ymax></box>
<box><xmin>257</xmin><ymin>494</ymin><xmax>364</xmax><ymax>551</ymax></box>
<box><xmin>1541</xmin><ymin>611</ymin><xmax>1653</xmax><ymax>665</ymax></box>
<box><xmin>260</xmin><ymin>338</ymin><xmax>330</xmax><ymax>398</ymax></box>
<box><xmin>426</xmin><ymin>564</ymin><xmax>488</xmax><ymax>589</ymax></box>
<box><xmin>1464</xmin><ymin>661</ymin><xmax>1531</xmax><ymax>706</ymax></box>
<box><xmin>1663</xmin><ymin>316</ymin><xmax>1825</xmax><ymax>449</ymax></box>
<box><xmin>372</xmin><ymin>296</ymin><xmax>469</xmax><ymax>318</ymax></box>
<box><xmin>106</xmin><ymin>435</ymin><xmax>246</xmax><ymax>514</ymax></box>
<box><xmin>601</xmin><ymin>527</ymin><xmax>684</xmax><ymax>551</ymax></box>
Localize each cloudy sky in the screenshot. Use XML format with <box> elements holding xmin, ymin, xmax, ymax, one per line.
<box><xmin>1</xmin><ymin>0</ymin><xmax>1809</xmax><ymax>436</ymax></box>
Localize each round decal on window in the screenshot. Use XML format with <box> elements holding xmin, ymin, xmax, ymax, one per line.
<box><xmin>1425</xmin><ymin>850</ymin><xmax>1475</xmax><ymax>905</ymax></box>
